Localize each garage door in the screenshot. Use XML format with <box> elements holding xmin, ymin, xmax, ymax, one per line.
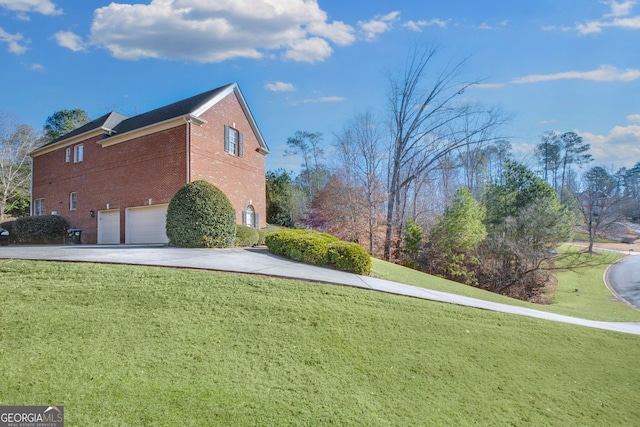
<box><xmin>125</xmin><ymin>204</ymin><xmax>169</xmax><ymax>244</ymax></box>
<box><xmin>97</xmin><ymin>210</ymin><xmax>120</xmax><ymax>244</ymax></box>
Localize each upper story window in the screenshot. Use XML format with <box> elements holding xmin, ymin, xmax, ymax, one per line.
<box><xmin>69</xmin><ymin>192</ymin><xmax>77</xmax><ymax>211</ymax></box>
<box><xmin>224</xmin><ymin>125</ymin><xmax>243</xmax><ymax>157</ymax></box>
<box><xmin>34</xmin><ymin>198</ymin><xmax>45</xmax><ymax>216</ymax></box>
<box><xmin>74</xmin><ymin>144</ymin><xmax>84</xmax><ymax>163</ymax></box>
<box><xmin>65</xmin><ymin>147</ymin><xmax>71</xmax><ymax>163</ymax></box>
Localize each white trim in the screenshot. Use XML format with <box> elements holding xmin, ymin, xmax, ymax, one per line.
<box><xmin>193</xmin><ymin>83</ymin><xmax>269</xmax><ymax>154</ymax></box>
<box><xmin>30</xmin><ymin>128</ymin><xmax>105</xmax><ymax>157</ymax></box>
<box><xmin>98</xmin><ymin>115</ymin><xmax>205</xmax><ymax>148</ymax></box>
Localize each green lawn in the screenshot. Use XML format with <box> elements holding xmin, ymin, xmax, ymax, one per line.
<box><xmin>371</xmin><ymin>248</ymin><xmax>640</xmax><ymax>322</ymax></box>
<box><xmin>1</xmin><ymin>259</ymin><xmax>639</xmax><ymax>426</ymax></box>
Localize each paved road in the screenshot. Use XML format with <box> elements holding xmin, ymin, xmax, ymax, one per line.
<box><xmin>607</xmin><ymin>255</ymin><xmax>640</xmax><ymax>310</ymax></box>
<box><xmin>1</xmin><ymin>244</ymin><xmax>640</xmax><ymax>336</ymax></box>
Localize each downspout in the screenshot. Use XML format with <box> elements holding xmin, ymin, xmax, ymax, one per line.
<box><xmin>185</xmin><ymin>118</ymin><xmax>191</xmax><ymax>184</ymax></box>
<box><xmin>29</xmin><ymin>157</ymin><xmax>33</xmax><ymax>216</ymax></box>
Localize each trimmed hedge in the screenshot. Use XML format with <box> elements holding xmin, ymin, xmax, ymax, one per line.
<box><xmin>11</xmin><ymin>215</ymin><xmax>69</xmax><ymax>244</ymax></box>
<box><xmin>166</xmin><ymin>180</ymin><xmax>236</xmax><ymax>248</ymax></box>
<box><xmin>327</xmin><ymin>241</ymin><xmax>372</xmax><ymax>275</ymax></box>
<box><xmin>258</xmin><ymin>224</ymin><xmax>284</xmax><ymax>246</ymax></box>
<box><xmin>235</xmin><ymin>224</ymin><xmax>259</xmax><ymax>247</ymax></box>
<box><xmin>265</xmin><ymin>229</ymin><xmax>371</xmax><ymax>275</ymax></box>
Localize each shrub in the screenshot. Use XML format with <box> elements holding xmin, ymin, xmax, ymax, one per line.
<box><xmin>258</xmin><ymin>224</ymin><xmax>284</xmax><ymax>246</ymax></box>
<box><xmin>235</xmin><ymin>224</ymin><xmax>259</xmax><ymax>247</ymax></box>
<box><xmin>328</xmin><ymin>241</ymin><xmax>372</xmax><ymax>275</ymax></box>
<box><xmin>12</xmin><ymin>215</ymin><xmax>69</xmax><ymax>244</ymax></box>
<box><xmin>265</xmin><ymin>229</ymin><xmax>371</xmax><ymax>274</ymax></box>
<box><xmin>265</xmin><ymin>229</ymin><xmax>338</xmax><ymax>266</ymax></box>
<box><xmin>166</xmin><ymin>180</ymin><xmax>236</xmax><ymax>248</ymax></box>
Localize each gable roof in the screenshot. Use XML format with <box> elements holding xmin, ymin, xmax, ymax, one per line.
<box><xmin>109</xmin><ymin>84</ymin><xmax>233</xmax><ymax>136</ymax></box>
<box><xmin>40</xmin><ymin>111</ymin><xmax>128</xmax><ymax>148</ymax></box>
<box><xmin>31</xmin><ymin>83</ymin><xmax>269</xmax><ymax>156</ymax></box>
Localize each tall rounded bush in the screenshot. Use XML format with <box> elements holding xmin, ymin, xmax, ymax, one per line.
<box><xmin>166</xmin><ymin>180</ymin><xmax>236</xmax><ymax>248</ymax></box>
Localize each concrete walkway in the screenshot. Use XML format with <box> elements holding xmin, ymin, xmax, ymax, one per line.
<box><xmin>1</xmin><ymin>244</ymin><xmax>640</xmax><ymax>336</ymax></box>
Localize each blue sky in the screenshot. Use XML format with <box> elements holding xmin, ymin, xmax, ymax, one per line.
<box><xmin>1</xmin><ymin>0</ymin><xmax>639</xmax><ymax>172</ymax></box>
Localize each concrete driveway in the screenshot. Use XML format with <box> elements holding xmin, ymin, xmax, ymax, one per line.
<box><xmin>1</xmin><ymin>244</ymin><xmax>640</xmax><ymax>336</ymax></box>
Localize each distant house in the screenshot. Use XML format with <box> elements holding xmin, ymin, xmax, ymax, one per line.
<box><xmin>30</xmin><ymin>83</ymin><xmax>269</xmax><ymax>244</ymax></box>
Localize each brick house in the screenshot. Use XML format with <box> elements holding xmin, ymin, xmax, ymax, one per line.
<box><xmin>30</xmin><ymin>83</ymin><xmax>269</xmax><ymax>244</ymax></box>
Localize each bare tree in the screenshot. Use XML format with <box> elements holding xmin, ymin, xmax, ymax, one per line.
<box><xmin>0</xmin><ymin>112</ymin><xmax>41</xmax><ymax>220</ymax></box>
<box><xmin>383</xmin><ymin>44</ymin><xmax>507</xmax><ymax>260</ymax></box>
<box><xmin>285</xmin><ymin>130</ymin><xmax>326</xmax><ymax>201</ymax></box>
<box><xmin>576</xmin><ymin>166</ymin><xmax>626</xmax><ymax>254</ymax></box>
<box><xmin>333</xmin><ymin>111</ymin><xmax>387</xmax><ymax>254</ymax></box>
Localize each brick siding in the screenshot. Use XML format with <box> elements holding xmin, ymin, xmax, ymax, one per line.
<box><xmin>31</xmin><ymin>91</ymin><xmax>267</xmax><ymax>243</ymax></box>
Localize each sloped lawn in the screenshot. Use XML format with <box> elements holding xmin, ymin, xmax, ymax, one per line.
<box><xmin>371</xmin><ymin>248</ymin><xmax>640</xmax><ymax>322</ymax></box>
<box><xmin>1</xmin><ymin>260</ymin><xmax>639</xmax><ymax>426</ymax></box>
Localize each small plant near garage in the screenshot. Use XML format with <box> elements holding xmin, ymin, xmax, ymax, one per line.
<box><xmin>166</xmin><ymin>180</ymin><xmax>236</xmax><ymax>248</ymax></box>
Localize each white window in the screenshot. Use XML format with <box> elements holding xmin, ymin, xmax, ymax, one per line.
<box><xmin>65</xmin><ymin>147</ymin><xmax>71</xmax><ymax>163</ymax></box>
<box><xmin>34</xmin><ymin>198</ymin><xmax>45</xmax><ymax>216</ymax></box>
<box><xmin>74</xmin><ymin>144</ymin><xmax>84</xmax><ymax>163</ymax></box>
<box><xmin>70</xmin><ymin>192</ymin><xmax>77</xmax><ymax>211</ymax></box>
<box><xmin>243</xmin><ymin>205</ymin><xmax>256</xmax><ymax>228</ymax></box>
<box><xmin>224</xmin><ymin>125</ymin><xmax>243</xmax><ymax>157</ymax></box>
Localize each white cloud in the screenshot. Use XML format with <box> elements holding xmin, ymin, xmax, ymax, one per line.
<box><xmin>511</xmin><ymin>65</ymin><xmax>640</xmax><ymax>84</ymax></box>
<box><xmin>0</xmin><ymin>0</ymin><xmax>62</xmax><ymax>15</ymax></box>
<box><xmin>580</xmin><ymin>124</ymin><xmax>640</xmax><ymax>168</ymax></box>
<box><xmin>606</xmin><ymin>0</ymin><xmax>637</xmax><ymax>17</ymax></box>
<box><xmin>472</xmin><ymin>83</ymin><xmax>506</xmax><ymax>89</ymax></box>
<box><xmin>289</xmin><ymin>95</ymin><xmax>345</xmax><ymax>105</ymax></box>
<box><xmin>576</xmin><ymin>0</ymin><xmax>640</xmax><ymax>34</ymax></box>
<box><xmin>403</xmin><ymin>19</ymin><xmax>449</xmax><ymax>32</ymax></box>
<box><xmin>265</xmin><ymin>81</ymin><xmax>296</xmax><ymax>92</ymax></box>
<box><xmin>307</xmin><ymin>20</ymin><xmax>355</xmax><ymax>46</ymax></box>
<box><xmin>88</xmin><ymin>0</ymin><xmax>356</xmax><ymax>63</ymax></box>
<box><xmin>0</xmin><ymin>27</ymin><xmax>28</xmax><ymax>54</ymax></box>
<box><xmin>54</xmin><ymin>31</ymin><xmax>87</xmax><ymax>52</ymax></box>
<box><xmin>627</xmin><ymin>114</ymin><xmax>640</xmax><ymax>122</ymax></box>
<box><xmin>284</xmin><ymin>37</ymin><xmax>333</xmax><ymax>63</ymax></box>
<box><xmin>358</xmin><ymin>11</ymin><xmax>400</xmax><ymax>41</ymax></box>
<box><xmin>303</xmin><ymin>96</ymin><xmax>345</xmax><ymax>103</ymax></box>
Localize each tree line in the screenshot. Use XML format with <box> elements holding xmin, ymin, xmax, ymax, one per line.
<box><xmin>266</xmin><ymin>46</ymin><xmax>639</xmax><ymax>303</ymax></box>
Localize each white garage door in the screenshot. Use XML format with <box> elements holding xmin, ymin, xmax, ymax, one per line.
<box><xmin>97</xmin><ymin>209</ymin><xmax>120</xmax><ymax>244</ymax></box>
<box><xmin>125</xmin><ymin>204</ymin><xmax>169</xmax><ymax>244</ymax></box>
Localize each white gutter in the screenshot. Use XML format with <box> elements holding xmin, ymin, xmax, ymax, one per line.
<box><xmin>186</xmin><ymin>118</ymin><xmax>191</xmax><ymax>184</ymax></box>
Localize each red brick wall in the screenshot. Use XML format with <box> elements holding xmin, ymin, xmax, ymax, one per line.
<box><xmin>189</xmin><ymin>92</ymin><xmax>267</xmax><ymax>228</ymax></box>
<box><xmin>31</xmin><ymin>90</ymin><xmax>268</xmax><ymax>243</ymax></box>
<box><xmin>32</xmin><ymin>127</ymin><xmax>188</xmax><ymax>244</ymax></box>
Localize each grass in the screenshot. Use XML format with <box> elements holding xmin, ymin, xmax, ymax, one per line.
<box><xmin>371</xmin><ymin>248</ymin><xmax>640</xmax><ymax>322</ymax></box>
<box><xmin>1</xmin><ymin>259</ymin><xmax>640</xmax><ymax>426</ymax></box>
<box><xmin>571</xmin><ymin>231</ymin><xmax>619</xmax><ymax>243</ymax></box>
